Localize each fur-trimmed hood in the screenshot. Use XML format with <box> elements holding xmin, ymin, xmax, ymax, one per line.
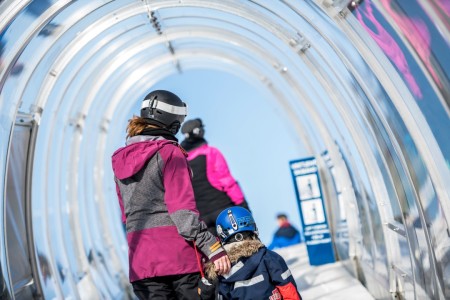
<box><xmin>205</xmin><ymin>239</ymin><xmax>265</xmax><ymax>281</ymax></box>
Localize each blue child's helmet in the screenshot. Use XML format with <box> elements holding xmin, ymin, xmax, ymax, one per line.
<box><xmin>216</xmin><ymin>206</ymin><xmax>258</xmax><ymax>243</ymax></box>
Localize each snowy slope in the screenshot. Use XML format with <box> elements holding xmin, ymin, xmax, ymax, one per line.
<box><xmin>273</xmin><ymin>243</ymin><xmax>375</xmax><ymax>300</ymax></box>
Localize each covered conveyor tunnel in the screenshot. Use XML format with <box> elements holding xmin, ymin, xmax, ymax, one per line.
<box><xmin>1</xmin><ymin>0</ymin><xmax>449</xmax><ymax>299</ymax></box>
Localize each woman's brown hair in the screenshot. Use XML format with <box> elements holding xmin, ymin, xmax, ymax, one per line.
<box><xmin>126</xmin><ymin>116</ymin><xmax>158</xmax><ymax>138</ymax></box>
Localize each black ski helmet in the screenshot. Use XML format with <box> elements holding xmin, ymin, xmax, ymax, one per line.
<box><xmin>140</xmin><ymin>90</ymin><xmax>188</xmax><ymax>134</ymax></box>
<box><xmin>181</xmin><ymin>118</ymin><xmax>204</xmax><ymax>139</ymax></box>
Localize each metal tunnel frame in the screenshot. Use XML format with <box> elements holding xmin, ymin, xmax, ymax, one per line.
<box><xmin>0</xmin><ymin>0</ymin><xmax>449</xmax><ymax>299</ymax></box>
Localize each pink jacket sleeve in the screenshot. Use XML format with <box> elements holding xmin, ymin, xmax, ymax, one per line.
<box><xmin>207</xmin><ymin>147</ymin><xmax>245</xmax><ymax>204</ymax></box>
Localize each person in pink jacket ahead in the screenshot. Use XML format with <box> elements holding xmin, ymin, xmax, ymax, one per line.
<box><xmin>180</xmin><ymin>118</ymin><xmax>250</xmax><ymax>235</ymax></box>
<box><xmin>112</xmin><ymin>90</ymin><xmax>230</xmax><ymax>300</ymax></box>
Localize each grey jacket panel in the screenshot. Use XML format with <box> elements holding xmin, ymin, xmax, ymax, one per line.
<box><xmin>117</xmin><ymin>152</ymin><xmax>173</xmax><ymax>232</ymax></box>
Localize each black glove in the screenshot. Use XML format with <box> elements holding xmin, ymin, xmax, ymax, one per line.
<box><xmin>198</xmin><ymin>277</ymin><xmax>217</xmax><ymax>300</ymax></box>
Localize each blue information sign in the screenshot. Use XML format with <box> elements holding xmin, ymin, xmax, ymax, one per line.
<box><xmin>289</xmin><ymin>157</ymin><xmax>335</xmax><ymax>265</ymax></box>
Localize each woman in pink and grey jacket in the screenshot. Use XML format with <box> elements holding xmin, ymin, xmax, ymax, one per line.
<box><xmin>180</xmin><ymin>118</ymin><xmax>250</xmax><ymax>235</ymax></box>
<box><xmin>112</xmin><ymin>90</ymin><xmax>230</xmax><ymax>300</ymax></box>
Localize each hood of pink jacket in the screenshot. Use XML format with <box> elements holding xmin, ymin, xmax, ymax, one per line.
<box><xmin>112</xmin><ymin>139</ymin><xmax>175</xmax><ymax>180</ymax></box>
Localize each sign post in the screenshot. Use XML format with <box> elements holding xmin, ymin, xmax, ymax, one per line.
<box><xmin>289</xmin><ymin>157</ymin><xmax>335</xmax><ymax>265</ymax></box>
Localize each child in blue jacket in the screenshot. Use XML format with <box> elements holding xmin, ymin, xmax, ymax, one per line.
<box><xmin>204</xmin><ymin>206</ymin><xmax>302</xmax><ymax>300</ymax></box>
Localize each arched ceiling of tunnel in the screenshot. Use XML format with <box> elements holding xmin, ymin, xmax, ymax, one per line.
<box><xmin>1</xmin><ymin>0</ymin><xmax>449</xmax><ymax>299</ymax></box>
<box><xmin>1</xmin><ymin>0</ymin><xmax>444</xmax><ymax>210</ymax></box>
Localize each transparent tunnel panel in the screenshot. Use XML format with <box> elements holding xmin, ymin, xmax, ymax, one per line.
<box><xmin>6</xmin><ymin>116</ymin><xmax>35</xmax><ymax>299</ymax></box>
<box><xmin>352</xmin><ymin>0</ymin><xmax>450</xmax><ymax>167</ymax></box>
<box><xmin>352</xmin><ymin>3</ymin><xmax>450</xmax><ymax>295</ymax></box>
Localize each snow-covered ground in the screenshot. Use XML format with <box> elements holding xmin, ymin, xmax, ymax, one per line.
<box><xmin>274</xmin><ymin>243</ymin><xmax>375</xmax><ymax>300</ymax></box>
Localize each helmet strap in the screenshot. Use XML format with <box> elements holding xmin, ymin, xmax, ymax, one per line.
<box><xmin>168</xmin><ymin>121</ymin><xmax>181</xmax><ymax>134</ymax></box>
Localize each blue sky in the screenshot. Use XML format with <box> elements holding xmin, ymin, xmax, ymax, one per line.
<box><xmin>147</xmin><ymin>69</ymin><xmax>307</xmax><ymax>244</ymax></box>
